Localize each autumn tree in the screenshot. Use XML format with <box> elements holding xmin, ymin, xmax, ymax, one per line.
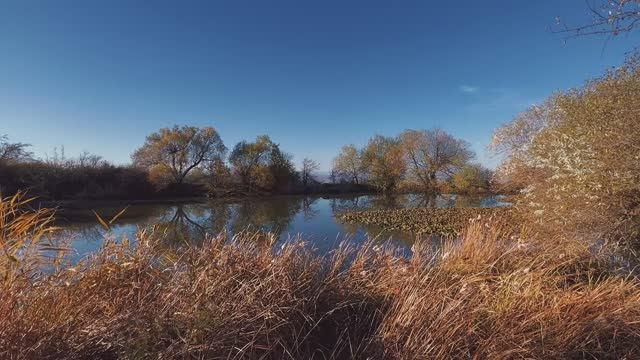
<box><xmin>300</xmin><ymin>158</ymin><xmax>320</xmax><ymax>186</ymax></box>
<box><xmin>267</xmin><ymin>144</ymin><xmax>297</xmax><ymax>191</ymax></box>
<box><xmin>361</xmin><ymin>135</ymin><xmax>406</xmax><ymax>192</ymax></box>
<box><xmin>399</xmin><ymin>129</ymin><xmax>474</xmax><ymax>191</ymax></box>
<box><xmin>332</xmin><ymin>145</ymin><xmax>365</xmax><ymax>184</ymax></box>
<box><xmin>450</xmin><ymin>164</ymin><xmax>492</xmax><ymax>194</ymax></box>
<box><xmin>229</xmin><ymin>136</ymin><xmax>297</xmax><ymax>190</ymax></box>
<box><xmin>0</xmin><ymin>135</ymin><xmax>32</xmax><ymax>164</ymax></box>
<box><xmin>208</xmin><ymin>158</ymin><xmax>232</xmax><ymax>189</ymax></box>
<box><xmin>229</xmin><ymin>135</ymin><xmax>273</xmax><ymax>186</ymax></box>
<box><xmin>132</xmin><ymin>126</ymin><xmax>226</xmax><ymax>186</ymax></box>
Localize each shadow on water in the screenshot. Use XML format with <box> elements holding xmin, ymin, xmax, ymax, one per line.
<box><xmin>56</xmin><ymin>193</ymin><xmax>509</xmax><ymax>261</ymax></box>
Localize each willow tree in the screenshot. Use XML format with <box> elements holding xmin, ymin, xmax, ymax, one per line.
<box><xmin>132</xmin><ymin>126</ymin><xmax>226</xmax><ymax>186</ymax></box>
<box><xmin>399</xmin><ymin>129</ymin><xmax>474</xmax><ymax>191</ymax></box>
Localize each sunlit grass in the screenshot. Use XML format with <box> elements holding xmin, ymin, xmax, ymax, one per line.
<box><xmin>1</xmin><ymin>199</ymin><xmax>639</xmax><ymax>359</ymax></box>
<box><xmin>0</xmin><ymin>191</ymin><xmax>65</xmax><ymax>285</ymax></box>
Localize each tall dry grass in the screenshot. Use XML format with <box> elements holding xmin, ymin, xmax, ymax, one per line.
<box><xmin>0</xmin><ymin>192</ymin><xmax>64</xmax><ymax>285</ymax></box>
<box><xmin>1</xmin><ymin>198</ymin><xmax>639</xmax><ymax>359</ymax></box>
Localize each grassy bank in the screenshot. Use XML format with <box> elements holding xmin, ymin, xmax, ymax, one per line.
<box><xmin>2</xmin><ymin>194</ymin><xmax>640</xmax><ymax>359</ymax></box>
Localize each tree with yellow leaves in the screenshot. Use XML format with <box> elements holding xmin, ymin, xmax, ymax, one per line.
<box><xmin>132</xmin><ymin>125</ymin><xmax>226</xmax><ymax>186</ymax></box>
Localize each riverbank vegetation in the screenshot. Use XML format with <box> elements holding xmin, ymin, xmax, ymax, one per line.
<box><xmin>1</xmin><ymin>124</ymin><xmax>492</xmax><ymax>202</ymax></box>
<box><xmin>331</xmin><ymin>129</ymin><xmax>492</xmax><ymax>194</ymax></box>
<box><xmin>339</xmin><ymin>52</ymin><xmax>640</xmax><ymax>250</ymax></box>
<box><xmin>0</xmin><ymin>149</ymin><xmax>159</xmax><ymax>201</ymax></box>
<box><xmin>0</xmin><ymin>128</ymin><xmax>379</xmax><ymax>202</ymax></box>
<box><xmin>2</xmin><ymin>191</ymin><xmax>640</xmax><ymax>359</ymax></box>
<box><xmin>491</xmin><ymin>53</ymin><xmax>640</xmax><ymax>246</ymax></box>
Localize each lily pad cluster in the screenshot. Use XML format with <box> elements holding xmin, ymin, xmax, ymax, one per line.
<box><xmin>337</xmin><ymin>207</ymin><xmax>512</xmax><ymax>236</ymax></box>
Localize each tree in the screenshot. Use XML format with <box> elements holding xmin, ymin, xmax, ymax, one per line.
<box><xmin>0</xmin><ymin>135</ymin><xmax>32</xmax><ymax>164</ymax></box>
<box><xmin>268</xmin><ymin>144</ymin><xmax>297</xmax><ymax>191</ymax></box>
<box><xmin>300</xmin><ymin>158</ymin><xmax>320</xmax><ymax>186</ymax></box>
<box><xmin>132</xmin><ymin>126</ymin><xmax>226</xmax><ymax>186</ymax></box>
<box><xmin>76</xmin><ymin>151</ymin><xmax>106</xmax><ymax>168</ymax></box>
<box><xmin>228</xmin><ymin>136</ymin><xmax>297</xmax><ymax>191</ymax></box>
<box><xmin>208</xmin><ymin>157</ymin><xmax>232</xmax><ymax>189</ymax></box>
<box><xmin>556</xmin><ymin>0</ymin><xmax>640</xmax><ymax>38</ymax></box>
<box><xmin>329</xmin><ymin>169</ymin><xmax>338</xmax><ymax>184</ymax></box>
<box><xmin>229</xmin><ymin>135</ymin><xmax>273</xmax><ymax>186</ymax></box>
<box><xmin>361</xmin><ymin>135</ymin><xmax>406</xmax><ymax>192</ymax></box>
<box><xmin>450</xmin><ymin>164</ymin><xmax>492</xmax><ymax>194</ymax></box>
<box><xmin>332</xmin><ymin>145</ymin><xmax>365</xmax><ymax>184</ymax></box>
<box><xmin>399</xmin><ymin>129</ymin><xmax>474</xmax><ymax>191</ymax></box>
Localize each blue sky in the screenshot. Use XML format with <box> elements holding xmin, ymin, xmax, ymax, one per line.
<box><xmin>1</xmin><ymin>0</ymin><xmax>637</xmax><ymax>170</ymax></box>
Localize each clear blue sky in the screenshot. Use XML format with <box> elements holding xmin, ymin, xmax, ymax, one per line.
<box><xmin>1</xmin><ymin>0</ymin><xmax>637</xmax><ymax>170</ymax></box>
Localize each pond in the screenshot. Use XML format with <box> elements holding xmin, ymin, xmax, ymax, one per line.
<box><xmin>55</xmin><ymin>193</ymin><xmax>509</xmax><ymax>262</ymax></box>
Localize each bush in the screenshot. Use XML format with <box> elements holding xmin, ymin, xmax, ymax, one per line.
<box><xmin>0</xmin><ymin>161</ymin><xmax>157</xmax><ymax>200</ymax></box>
<box><xmin>492</xmin><ymin>54</ymin><xmax>640</xmax><ymax>244</ymax></box>
<box><xmin>450</xmin><ymin>164</ymin><xmax>492</xmax><ymax>194</ymax></box>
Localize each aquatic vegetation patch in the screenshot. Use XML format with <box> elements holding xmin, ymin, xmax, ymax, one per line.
<box><xmin>337</xmin><ymin>207</ymin><xmax>514</xmax><ymax>236</ymax></box>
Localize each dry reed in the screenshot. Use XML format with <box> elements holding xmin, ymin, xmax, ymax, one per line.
<box><xmin>1</xmin><ymin>195</ymin><xmax>639</xmax><ymax>359</ymax></box>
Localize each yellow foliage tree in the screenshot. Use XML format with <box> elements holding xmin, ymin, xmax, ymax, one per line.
<box><xmin>132</xmin><ymin>126</ymin><xmax>226</xmax><ymax>186</ymax></box>
<box><xmin>361</xmin><ymin>135</ymin><xmax>406</xmax><ymax>192</ymax></box>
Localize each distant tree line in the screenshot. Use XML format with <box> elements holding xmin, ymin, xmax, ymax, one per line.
<box><xmin>0</xmin><ymin>144</ymin><xmax>154</xmax><ymax>201</ymax></box>
<box><xmin>1</xmin><ymin>125</ymin><xmax>490</xmax><ymax>201</ymax></box>
<box><xmin>331</xmin><ymin>128</ymin><xmax>492</xmax><ymax>194</ymax></box>
<box><xmin>0</xmin><ymin>126</ymin><xmax>322</xmax><ymax>200</ymax></box>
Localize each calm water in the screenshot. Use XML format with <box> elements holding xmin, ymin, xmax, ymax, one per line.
<box><xmin>56</xmin><ymin>193</ymin><xmax>508</xmax><ymax>261</ymax></box>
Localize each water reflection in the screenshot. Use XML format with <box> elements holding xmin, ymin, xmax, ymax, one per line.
<box><xmin>230</xmin><ymin>197</ymin><xmax>302</xmax><ymax>236</ymax></box>
<box><xmin>58</xmin><ymin>194</ymin><xmax>508</xmax><ymax>260</ymax></box>
<box><xmin>156</xmin><ymin>204</ymin><xmax>209</xmax><ymax>245</ymax></box>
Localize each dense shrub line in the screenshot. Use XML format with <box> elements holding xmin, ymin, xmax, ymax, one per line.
<box><xmin>0</xmin><ymin>161</ymin><xmax>196</xmax><ymax>201</ymax></box>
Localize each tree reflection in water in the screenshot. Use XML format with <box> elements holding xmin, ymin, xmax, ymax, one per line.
<box><xmin>156</xmin><ymin>204</ymin><xmax>209</xmax><ymax>245</ymax></box>
<box><xmin>229</xmin><ymin>197</ymin><xmax>304</xmax><ymax>238</ymax></box>
<box><xmin>329</xmin><ymin>195</ymin><xmax>366</xmax><ymax>213</ymax></box>
<box><xmin>301</xmin><ymin>197</ymin><xmax>319</xmax><ymax>220</ymax></box>
<box><xmin>153</xmin><ymin>197</ymin><xmax>312</xmax><ymax>245</ymax></box>
<box><xmin>369</xmin><ymin>194</ymin><xmax>409</xmax><ymax>209</ymax></box>
<box><xmin>58</xmin><ymin>194</ymin><xmax>503</xmax><ymax>259</ymax></box>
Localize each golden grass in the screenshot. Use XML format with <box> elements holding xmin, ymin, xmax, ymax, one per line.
<box><xmin>0</xmin><ymin>192</ymin><xmax>64</xmax><ymax>285</ymax></box>
<box><xmin>1</xmin><ymin>197</ymin><xmax>639</xmax><ymax>359</ymax></box>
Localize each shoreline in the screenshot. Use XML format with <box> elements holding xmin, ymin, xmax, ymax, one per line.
<box><xmin>37</xmin><ymin>190</ymin><xmax>500</xmax><ymax>210</ymax></box>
